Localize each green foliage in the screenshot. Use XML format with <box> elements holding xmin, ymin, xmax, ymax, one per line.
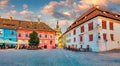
<box><xmin>29</xmin><ymin>31</ymin><xmax>39</xmax><ymax>46</ymax></box>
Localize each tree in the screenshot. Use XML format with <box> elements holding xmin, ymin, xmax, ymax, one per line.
<box><xmin>29</xmin><ymin>31</ymin><xmax>39</xmax><ymax>47</ymax></box>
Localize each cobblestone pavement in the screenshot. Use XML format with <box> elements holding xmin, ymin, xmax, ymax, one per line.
<box><xmin>0</xmin><ymin>49</ymin><xmax>120</xmax><ymax>66</ymax></box>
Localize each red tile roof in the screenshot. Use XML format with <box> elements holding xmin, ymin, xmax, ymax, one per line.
<box><xmin>0</xmin><ymin>18</ymin><xmax>55</xmax><ymax>32</ymax></box>
<box><xmin>66</xmin><ymin>6</ymin><xmax>120</xmax><ymax>32</ymax></box>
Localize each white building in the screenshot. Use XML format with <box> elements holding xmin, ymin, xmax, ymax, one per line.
<box><xmin>65</xmin><ymin>6</ymin><xmax>120</xmax><ymax>52</ymax></box>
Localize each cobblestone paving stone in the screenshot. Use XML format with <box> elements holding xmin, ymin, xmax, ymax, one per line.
<box><xmin>0</xmin><ymin>49</ymin><xmax>120</xmax><ymax>66</ymax></box>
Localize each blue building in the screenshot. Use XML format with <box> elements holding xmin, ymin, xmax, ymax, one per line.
<box><xmin>0</xmin><ymin>28</ymin><xmax>17</xmax><ymax>47</ymax></box>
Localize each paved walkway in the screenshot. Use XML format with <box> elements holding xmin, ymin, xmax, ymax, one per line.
<box><xmin>0</xmin><ymin>49</ymin><xmax>120</xmax><ymax>66</ymax></box>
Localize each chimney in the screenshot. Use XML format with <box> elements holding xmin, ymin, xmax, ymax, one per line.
<box><xmin>10</xmin><ymin>16</ymin><xmax>13</xmax><ymax>21</ymax></box>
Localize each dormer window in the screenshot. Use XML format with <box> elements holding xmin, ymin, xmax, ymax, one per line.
<box><xmin>26</xmin><ymin>26</ymin><xmax>29</xmax><ymax>28</ymax></box>
<box><xmin>34</xmin><ymin>27</ymin><xmax>37</xmax><ymax>29</ymax></box>
<box><xmin>103</xmin><ymin>11</ymin><xmax>106</xmax><ymax>14</ymax></box>
<box><xmin>115</xmin><ymin>15</ymin><xmax>118</xmax><ymax>17</ymax></box>
<box><xmin>84</xmin><ymin>16</ymin><xmax>87</xmax><ymax>19</ymax></box>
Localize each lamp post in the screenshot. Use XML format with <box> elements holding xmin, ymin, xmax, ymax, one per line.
<box><xmin>104</xmin><ymin>39</ymin><xmax>108</xmax><ymax>51</ymax></box>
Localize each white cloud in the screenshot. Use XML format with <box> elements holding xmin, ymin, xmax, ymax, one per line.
<box><xmin>41</xmin><ymin>0</ymin><xmax>108</xmax><ymax>21</ymax></box>
<box><xmin>0</xmin><ymin>0</ymin><xmax>9</xmax><ymax>9</ymax></box>
<box><xmin>109</xmin><ymin>0</ymin><xmax>120</xmax><ymax>4</ymax></box>
<box><xmin>20</xmin><ymin>10</ymin><xmax>33</xmax><ymax>16</ymax></box>
<box><xmin>10</xmin><ymin>10</ymin><xmax>17</xmax><ymax>15</ymax></box>
<box><xmin>19</xmin><ymin>4</ymin><xmax>34</xmax><ymax>20</ymax></box>
<box><xmin>4</xmin><ymin>10</ymin><xmax>17</xmax><ymax>18</ymax></box>
<box><xmin>23</xmin><ymin>4</ymin><xmax>28</xmax><ymax>10</ymax></box>
<box><xmin>59</xmin><ymin>20</ymin><xmax>67</xmax><ymax>26</ymax></box>
<box><xmin>20</xmin><ymin>10</ymin><xmax>34</xmax><ymax>19</ymax></box>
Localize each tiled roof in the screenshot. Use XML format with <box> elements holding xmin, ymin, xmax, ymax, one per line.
<box><xmin>0</xmin><ymin>18</ymin><xmax>55</xmax><ymax>32</ymax></box>
<box><xmin>66</xmin><ymin>6</ymin><xmax>120</xmax><ymax>32</ymax></box>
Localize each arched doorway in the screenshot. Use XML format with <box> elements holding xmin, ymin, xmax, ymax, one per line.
<box><xmin>86</xmin><ymin>45</ymin><xmax>90</xmax><ymax>51</ymax></box>
<box><xmin>44</xmin><ymin>45</ymin><xmax>47</xmax><ymax>49</ymax></box>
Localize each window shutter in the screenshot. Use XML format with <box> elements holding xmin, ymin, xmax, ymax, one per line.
<box><xmin>109</xmin><ymin>22</ymin><xmax>113</xmax><ymax>30</ymax></box>
<box><xmin>74</xmin><ymin>37</ymin><xmax>76</xmax><ymax>42</ymax></box>
<box><xmin>81</xmin><ymin>26</ymin><xmax>84</xmax><ymax>33</ymax></box>
<box><xmin>102</xmin><ymin>20</ymin><xmax>107</xmax><ymax>29</ymax></box>
<box><xmin>103</xmin><ymin>33</ymin><xmax>107</xmax><ymax>40</ymax></box>
<box><xmin>80</xmin><ymin>36</ymin><xmax>83</xmax><ymax>42</ymax></box>
<box><xmin>88</xmin><ymin>22</ymin><xmax>93</xmax><ymax>31</ymax></box>
<box><xmin>89</xmin><ymin>34</ymin><xmax>93</xmax><ymax>41</ymax></box>
<box><xmin>110</xmin><ymin>34</ymin><xmax>114</xmax><ymax>41</ymax></box>
<box><xmin>73</xmin><ymin>29</ymin><xmax>76</xmax><ymax>35</ymax></box>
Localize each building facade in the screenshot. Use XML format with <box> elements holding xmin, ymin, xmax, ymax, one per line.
<box><xmin>0</xmin><ymin>28</ymin><xmax>17</xmax><ymax>47</ymax></box>
<box><xmin>55</xmin><ymin>21</ymin><xmax>62</xmax><ymax>47</ymax></box>
<box><xmin>0</xmin><ymin>18</ymin><xmax>17</xmax><ymax>47</ymax></box>
<box><xmin>58</xmin><ymin>33</ymin><xmax>66</xmax><ymax>48</ymax></box>
<box><xmin>0</xmin><ymin>18</ymin><xmax>55</xmax><ymax>49</ymax></box>
<box><xmin>65</xmin><ymin>6</ymin><xmax>120</xmax><ymax>52</ymax></box>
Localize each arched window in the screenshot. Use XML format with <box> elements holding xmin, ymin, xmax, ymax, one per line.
<box><xmin>45</xmin><ymin>34</ymin><xmax>47</xmax><ymax>38</ymax></box>
<box><xmin>50</xmin><ymin>40</ymin><xmax>52</xmax><ymax>45</ymax></box>
<box><xmin>11</xmin><ymin>30</ymin><xmax>14</xmax><ymax>35</ymax></box>
<box><xmin>39</xmin><ymin>34</ymin><xmax>42</xmax><ymax>38</ymax></box>
<box><xmin>50</xmin><ymin>34</ymin><xmax>52</xmax><ymax>38</ymax></box>
<box><xmin>18</xmin><ymin>33</ymin><xmax>21</xmax><ymax>37</ymax></box>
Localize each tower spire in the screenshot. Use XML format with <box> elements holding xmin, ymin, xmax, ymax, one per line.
<box><xmin>56</xmin><ymin>20</ymin><xmax>59</xmax><ymax>28</ymax></box>
<box><xmin>38</xmin><ymin>15</ymin><xmax>41</xmax><ymax>24</ymax></box>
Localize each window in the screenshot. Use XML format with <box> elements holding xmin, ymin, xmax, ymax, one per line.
<box><xmin>88</xmin><ymin>22</ymin><xmax>93</xmax><ymax>31</ymax></box>
<box><xmin>110</xmin><ymin>34</ymin><xmax>114</xmax><ymax>41</ymax></box>
<box><xmin>39</xmin><ymin>34</ymin><xmax>42</xmax><ymax>38</ymax></box>
<box><xmin>0</xmin><ymin>31</ymin><xmax>2</xmax><ymax>34</ymax></box>
<box><xmin>45</xmin><ymin>34</ymin><xmax>47</xmax><ymax>38</ymax></box>
<box><xmin>89</xmin><ymin>34</ymin><xmax>93</xmax><ymax>41</ymax></box>
<box><xmin>69</xmin><ymin>33</ymin><xmax>71</xmax><ymax>36</ymax></box>
<box><xmin>11</xmin><ymin>30</ymin><xmax>14</xmax><ymax>35</ymax></box>
<box><xmin>18</xmin><ymin>33</ymin><xmax>21</xmax><ymax>37</ymax></box>
<box><xmin>25</xmin><ymin>33</ymin><xmax>29</xmax><ymax>37</ymax></box>
<box><xmin>9</xmin><ymin>38</ymin><xmax>12</xmax><ymax>40</ymax></box>
<box><xmin>73</xmin><ymin>29</ymin><xmax>76</xmax><ymax>35</ymax></box>
<box><xmin>26</xmin><ymin>26</ymin><xmax>29</xmax><ymax>28</ymax></box>
<box><xmin>102</xmin><ymin>20</ymin><xmax>107</xmax><ymax>29</ymax></box>
<box><xmin>109</xmin><ymin>22</ymin><xmax>114</xmax><ymax>30</ymax></box>
<box><xmin>74</xmin><ymin>37</ymin><xmax>76</xmax><ymax>42</ymax></box>
<box><xmin>50</xmin><ymin>34</ymin><xmax>52</xmax><ymax>38</ymax></box>
<box><xmin>45</xmin><ymin>40</ymin><xmax>48</xmax><ymax>44</ymax></box>
<box><xmin>34</xmin><ymin>27</ymin><xmax>37</xmax><ymax>29</ymax></box>
<box><xmin>50</xmin><ymin>40</ymin><xmax>52</xmax><ymax>45</ymax></box>
<box><xmin>103</xmin><ymin>33</ymin><xmax>107</xmax><ymax>40</ymax></box>
<box><xmin>80</xmin><ymin>36</ymin><xmax>83</xmax><ymax>42</ymax></box>
<box><xmin>39</xmin><ymin>40</ymin><xmax>42</xmax><ymax>44</ymax></box>
<box><xmin>81</xmin><ymin>26</ymin><xmax>84</xmax><ymax>33</ymax></box>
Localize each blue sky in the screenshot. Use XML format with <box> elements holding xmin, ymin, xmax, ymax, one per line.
<box><xmin>0</xmin><ymin>0</ymin><xmax>120</xmax><ymax>33</ymax></box>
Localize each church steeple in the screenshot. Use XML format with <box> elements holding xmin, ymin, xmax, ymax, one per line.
<box><xmin>56</xmin><ymin>20</ymin><xmax>59</xmax><ymax>29</ymax></box>
<box><xmin>38</xmin><ymin>15</ymin><xmax>41</xmax><ymax>24</ymax></box>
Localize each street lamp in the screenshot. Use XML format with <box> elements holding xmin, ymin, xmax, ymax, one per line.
<box><xmin>104</xmin><ymin>39</ymin><xmax>108</xmax><ymax>51</ymax></box>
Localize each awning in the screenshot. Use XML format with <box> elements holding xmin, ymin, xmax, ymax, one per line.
<box><xmin>4</xmin><ymin>40</ymin><xmax>17</xmax><ymax>44</ymax></box>
<box><xmin>0</xmin><ymin>39</ymin><xmax>5</xmax><ymax>43</ymax></box>
<box><xmin>18</xmin><ymin>41</ymin><xmax>28</xmax><ymax>44</ymax></box>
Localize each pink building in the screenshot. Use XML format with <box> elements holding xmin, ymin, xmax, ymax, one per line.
<box><xmin>16</xmin><ymin>20</ymin><xmax>55</xmax><ymax>49</ymax></box>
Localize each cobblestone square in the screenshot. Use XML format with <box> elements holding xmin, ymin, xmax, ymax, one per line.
<box><xmin>0</xmin><ymin>49</ymin><xmax>120</xmax><ymax>66</ymax></box>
